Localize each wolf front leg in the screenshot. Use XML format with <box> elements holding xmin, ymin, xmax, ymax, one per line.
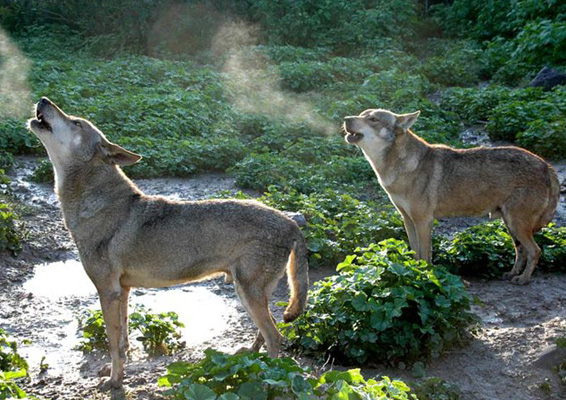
<box><xmin>413</xmin><ymin>217</ymin><xmax>434</xmax><ymax>263</ymax></box>
<box><xmin>397</xmin><ymin>207</ymin><xmax>419</xmax><ymax>256</ymax></box>
<box><xmin>97</xmin><ymin>284</ymin><xmax>129</xmax><ymax>390</ymax></box>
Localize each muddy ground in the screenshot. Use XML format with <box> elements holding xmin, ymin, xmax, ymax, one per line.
<box><xmin>1</xmin><ymin>156</ymin><xmax>566</xmax><ymax>400</ymax></box>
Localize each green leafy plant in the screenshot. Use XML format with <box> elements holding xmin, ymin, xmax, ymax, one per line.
<box><xmin>435</xmin><ymin>222</ymin><xmax>566</xmax><ymax>278</ymax></box>
<box><xmin>411</xmin><ymin>377</ymin><xmax>462</xmax><ymax>400</ymax></box>
<box><xmin>30</xmin><ymin>160</ymin><xmax>54</xmax><ymax>183</ymax></box>
<box><xmin>260</xmin><ymin>187</ymin><xmax>406</xmax><ymax>268</ymax></box>
<box><xmin>129</xmin><ymin>306</ymin><xmax>185</xmax><ymax>356</ymax></box>
<box><xmin>76</xmin><ymin>306</ymin><xmax>185</xmax><ymax>355</ymax></box>
<box><xmin>0</xmin><ymin>329</ymin><xmax>28</xmax><ymax>400</ymax></box>
<box><xmin>0</xmin><ymin>330</ymin><xmax>28</xmax><ymax>374</ymax></box>
<box><xmin>516</xmin><ymin>118</ymin><xmax>566</xmax><ymax>160</ymax></box>
<box><xmin>160</xmin><ymin>348</ymin><xmax>419</xmax><ymax>400</ymax></box>
<box><xmin>250</xmin><ymin>0</ymin><xmax>418</xmax><ymax>51</ymax></box>
<box><xmin>421</xmin><ymin>39</ymin><xmax>486</xmax><ymax>87</ymax></box>
<box><xmin>0</xmin><ymin>203</ymin><xmax>22</xmax><ymax>256</ymax></box>
<box><xmin>76</xmin><ymin>309</ymin><xmax>108</xmax><ymax>353</ymax></box>
<box><xmin>282</xmin><ymin>239</ymin><xmax>477</xmax><ymax>364</ymax></box>
<box><xmin>0</xmin><ymin>370</ymin><xmax>27</xmax><ymax>400</ymax></box>
<box><xmin>434</xmin><ymin>221</ymin><xmax>514</xmax><ymax>278</ymax></box>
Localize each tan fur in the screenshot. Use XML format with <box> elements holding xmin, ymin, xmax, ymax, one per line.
<box><xmin>27</xmin><ymin>98</ymin><xmax>309</xmax><ymax>390</ymax></box>
<box><xmin>344</xmin><ymin>108</ymin><xmax>560</xmax><ymax>285</ymax></box>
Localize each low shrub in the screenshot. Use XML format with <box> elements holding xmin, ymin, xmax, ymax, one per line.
<box><xmin>30</xmin><ymin>160</ymin><xmax>54</xmax><ymax>183</ymax></box>
<box><xmin>486</xmin><ymin>98</ymin><xmax>564</xmax><ymax>143</ymax></box>
<box><xmin>76</xmin><ymin>309</ymin><xmax>108</xmax><ymax>353</ymax></box>
<box><xmin>260</xmin><ymin>188</ymin><xmax>405</xmax><ymax>268</ymax></box>
<box><xmin>513</xmin><ymin>18</ymin><xmax>566</xmax><ymax>68</ymax></box>
<box><xmin>440</xmin><ymin>85</ymin><xmax>566</xmax><ymax>157</ymax></box>
<box><xmin>276</xmin><ymin>50</ymin><xmax>418</xmax><ymax>93</ymax></box>
<box><xmin>282</xmin><ymin>239</ymin><xmax>477</xmax><ymax>364</ymax></box>
<box><xmin>516</xmin><ymin>119</ymin><xmax>566</xmax><ymax>160</ymax></box>
<box><xmin>231</xmin><ymin>133</ymin><xmax>377</xmax><ymax>195</ymax></box>
<box><xmin>421</xmin><ymin>39</ymin><xmax>486</xmax><ymax>87</ymax></box>
<box><xmin>440</xmin><ymin>86</ymin><xmax>544</xmax><ymax>127</ymax></box>
<box><xmin>0</xmin><ymin>330</ymin><xmax>28</xmax><ymax>373</ymax></box>
<box><xmin>129</xmin><ymin>306</ymin><xmax>185</xmax><ymax>356</ymax></box>
<box><xmin>250</xmin><ymin>0</ymin><xmax>418</xmax><ymax>51</ymax></box>
<box><xmin>160</xmin><ymin>348</ymin><xmax>419</xmax><ymax>400</ymax></box>
<box><xmin>76</xmin><ymin>306</ymin><xmax>185</xmax><ymax>355</ymax></box>
<box><xmin>411</xmin><ymin>377</ymin><xmax>462</xmax><ymax>400</ymax></box>
<box><xmin>435</xmin><ymin>222</ymin><xmax>566</xmax><ymax>278</ymax></box>
<box><xmin>0</xmin><ymin>203</ymin><xmax>22</xmax><ymax>256</ymax></box>
<box><xmin>0</xmin><ymin>119</ymin><xmax>41</xmax><ymax>157</ymax></box>
<box><xmin>123</xmin><ymin>135</ymin><xmax>246</xmax><ymax>178</ymax></box>
<box><xmin>0</xmin><ymin>329</ymin><xmax>28</xmax><ymax>400</ymax></box>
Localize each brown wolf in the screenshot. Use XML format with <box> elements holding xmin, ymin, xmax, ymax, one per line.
<box><xmin>344</xmin><ymin>108</ymin><xmax>560</xmax><ymax>285</ymax></box>
<box><xmin>27</xmin><ymin>97</ymin><xmax>309</xmax><ymax>390</ymax></box>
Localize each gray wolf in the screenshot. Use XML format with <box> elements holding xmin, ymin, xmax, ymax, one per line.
<box><xmin>27</xmin><ymin>97</ymin><xmax>309</xmax><ymax>390</ymax></box>
<box><xmin>343</xmin><ymin>108</ymin><xmax>560</xmax><ymax>285</ymax></box>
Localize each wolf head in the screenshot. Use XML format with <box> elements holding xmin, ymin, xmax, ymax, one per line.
<box><xmin>27</xmin><ymin>97</ymin><xmax>141</xmax><ymax>175</ymax></box>
<box><xmin>343</xmin><ymin>108</ymin><xmax>420</xmax><ymax>150</ymax></box>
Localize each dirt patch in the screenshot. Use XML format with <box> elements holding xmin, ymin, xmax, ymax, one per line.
<box><xmin>1</xmin><ymin>156</ymin><xmax>566</xmax><ymax>400</ymax></box>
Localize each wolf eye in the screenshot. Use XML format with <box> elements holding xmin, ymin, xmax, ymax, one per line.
<box><xmin>73</xmin><ymin>121</ymin><xmax>82</xmax><ymax>127</ymax></box>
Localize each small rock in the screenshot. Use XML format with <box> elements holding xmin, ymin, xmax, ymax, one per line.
<box><xmin>532</xmin><ymin>345</ymin><xmax>566</xmax><ymax>370</ymax></box>
<box><xmin>529</xmin><ymin>67</ymin><xmax>566</xmax><ymax>91</ymax></box>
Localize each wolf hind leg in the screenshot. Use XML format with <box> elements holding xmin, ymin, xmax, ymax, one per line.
<box><xmin>238</xmin><ymin>313</ymin><xmax>277</xmax><ymax>353</ymax></box>
<box><xmin>502</xmin><ymin>232</ymin><xmax>527</xmax><ymax>280</ymax></box>
<box><xmin>502</xmin><ymin>209</ymin><xmax>541</xmax><ymax>285</ymax></box>
<box><xmin>231</xmin><ymin>254</ymin><xmax>285</xmax><ymax>357</ymax></box>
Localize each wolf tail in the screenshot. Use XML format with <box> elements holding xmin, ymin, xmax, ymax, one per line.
<box><xmin>283</xmin><ymin>233</ymin><xmax>309</xmax><ymax>323</ymax></box>
<box><xmin>538</xmin><ymin>165</ymin><xmax>561</xmax><ymax>230</ymax></box>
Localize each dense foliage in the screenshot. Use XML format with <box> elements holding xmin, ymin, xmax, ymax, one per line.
<box><xmin>260</xmin><ymin>188</ymin><xmax>406</xmax><ymax>268</ymax></box>
<box><xmin>440</xmin><ymin>85</ymin><xmax>566</xmax><ymax>158</ymax></box>
<box><xmin>160</xmin><ymin>348</ymin><xmax>420</xmax><ymax>400</ymax></box>
<box><xmin>282</xmin><ymin>240</ymin><xmax>477</xmax><ymax>364</ymax></box>
<box><xmin>432</xmin><ymin>0</ymin><xmax>566</xmax><ymax>84</ymax></box>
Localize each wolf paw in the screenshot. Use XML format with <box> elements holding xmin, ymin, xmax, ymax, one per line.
<box><xmin>510</xmin><ymin>275</ymin><xmax>531</xmax><ymax>285</ymax></box>
<box><xmin>235</xmin><ymin>346</ymin><xmax>252</xmax><ymax>355</ymax></box>
<box><xmin>502</xmin><ymin>271</ymin><xmax>518</xmax><ymax>280</ymax></box>
<box><xmin>97</xmin><ymin>377</ymin><xmax>122</xmax><ymax>392</ymax></box>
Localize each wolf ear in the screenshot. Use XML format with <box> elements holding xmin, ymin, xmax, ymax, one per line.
<box><xmin>395</xmin><ymin>111</ymin><xmax>420</xmax><ymax>130</ymax></box>
<box><xmin>99</xmin><ymin>142</ymin><xmax>142</xmax><ymax>166</ymax></box>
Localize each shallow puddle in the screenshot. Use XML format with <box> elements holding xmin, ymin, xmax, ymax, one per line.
<box><xmin>19</xmin><ymin>258</ymin><xmax>241</xmax><ymax>377</ymax></box>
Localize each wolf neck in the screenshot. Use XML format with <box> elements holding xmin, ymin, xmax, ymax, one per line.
<box><xmin>56</xmin><ymin>162</ymin><xmax>141</xmax><ymax>233</ymax></box>
<box><xmin>363</xmin><ymin>130</ymin><xmax>430</xmax><ymax>189</ymax></box>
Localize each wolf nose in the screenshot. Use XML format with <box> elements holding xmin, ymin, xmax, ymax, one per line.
<box><xmin>39</xmin><ymin>97</ymin><xmax>51</xmax><ymax>106</ymax></box>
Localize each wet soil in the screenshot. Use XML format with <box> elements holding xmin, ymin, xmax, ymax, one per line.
<box><xmin>1</xmin><ymin>155</ymin><xmax>566</xmax><ymax>400</ymax></box>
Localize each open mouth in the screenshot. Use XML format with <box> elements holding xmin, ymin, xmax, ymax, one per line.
<box><xmin>345</xmin><ymin>131</ymin><xmax>363</xmax><ymax>144</ymax></box>
<box><xmin>35</xmin><ymin>109</ymin><xmax>52</xmax><ymax>132</ymax></box>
